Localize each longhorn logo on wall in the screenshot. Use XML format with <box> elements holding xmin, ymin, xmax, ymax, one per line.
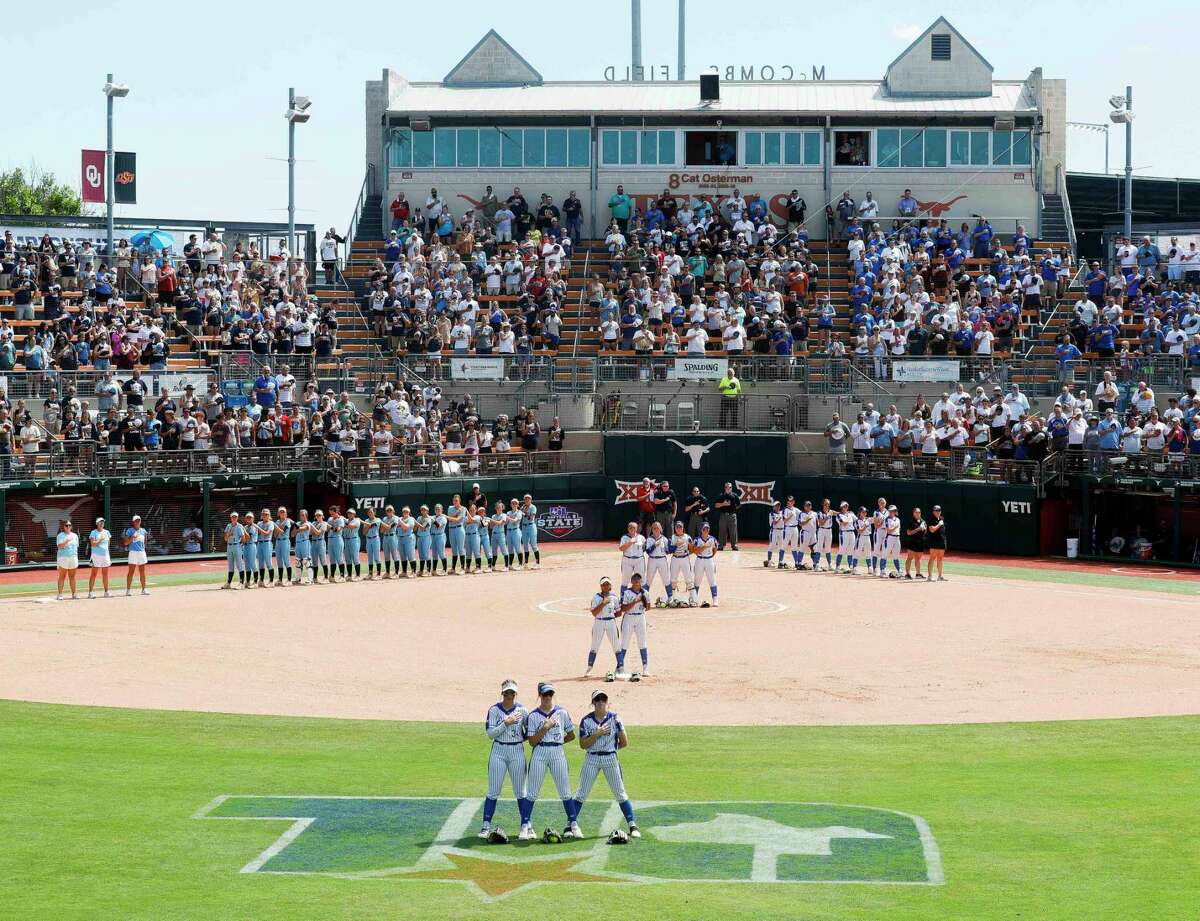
<box><xmin>666</xmin><ymin>438</ymin><xmax>725</xmax><ymax>470</ymax></box>
<box><xmin>537</xmin><ymin>504</ymin><xmax>583</xmax><ymax>538</ymax></box>
<box><xmin>735</xmin><ymin>481</ymin><xmax>777</xmax><ymax>506</ymax></box>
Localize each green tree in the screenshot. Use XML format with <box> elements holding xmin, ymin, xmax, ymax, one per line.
<box><xmin>0</xmin><ymin>165</ymin><xmax>83</xmax><ymax>216</ymax></box>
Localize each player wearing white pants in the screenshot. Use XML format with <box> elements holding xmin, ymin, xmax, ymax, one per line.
<box><xmin>522</xmin><ymin>682</ymin><xmax>579</xmax><ymax>839</ymax></box>
<box><xmin>667</xmin><ymin>521</ymin><xmax>694</xmax><ymax>606</ymax></box>
<box><xmin>479</xmin><ymin>679</ymin><xmax>531</xmax><ymax>838</ymax></box>
<box><xmin>814</xmin><ymin>500</ymin><xmax>834</xmax><ymax>570</ymax></box>
<box><xmin>618</xmin><ymin>523</ymin><xmax>646</xmax><ymax>592</ymax></box>
<box><xmin>764</xmin><ymin>501</ymin><xmax>784</xmax><ymax>568</ymax></box>
<box><xmin>780</xmin><ymin>498</ymin><xmax>801</xmax><ymax>569</ymax></box>
<box><xmin>572</xmin><ymin>689</ymin><xmax>639</xmax><ymax>838</ymax></box>
<box><xmin>643</xmin><ymin>523</ymin><xmax>671</xmax><ymax>605</ymax></box>
<box><xmin>852</xmin><ymin>509</ymin><xmax>873</xmax><ymax>574</ymax></box>
<box><xmin>834</xmin><ymin>502</ymin><xmax>856</xmax><ymax>572</ymax></box>
<box><xmin>617</xmin><ymin>574</ymin><xmax>650</xmax><ymax>676</ymax></box>
<box><xmin>690</xmin><ymin>523</ymin><xmax>718</xmax><ymax>606</ymax></box>
<box><xmin>870</xmin><ymin>498</ymin><xmax>889</xmax><ymax>575</ymax></box>
<box><xmin>585</xmin><ymin>577</ymin><xmax>622</xmax><ymax>677</ymax></box>
<box><xmin>880</xmin><ymin>506</ymin><xmax>902</xmax><ymax>578</ymax></box>
<box><xmin>798</xmin><ymin>502</ymin><xmax>817</xmax><ymax>571</ymax></box>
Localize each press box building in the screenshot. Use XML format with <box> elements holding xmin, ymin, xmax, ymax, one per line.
<box><xmin>365</xmin><ymin>17</ymin><xmax>1066</xmax><ymax>239</ymax></box>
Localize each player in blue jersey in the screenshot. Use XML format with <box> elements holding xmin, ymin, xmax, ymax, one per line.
<box><xmin>666</xmin><ymin>520</ymin><xmax>694</xmax><ymax>607</ymax></box>
<box><xmin>616</xmin><ymin>571</ymin><xmax>651</xmax><ymax>677</ymax></box>
<box><xmin>572</xmin><ymin>689</ymin><xmax>639</xmax><ymax>838</ymax></box>
<box><xmin>689</xmin><ymin>522</ymin><xmax>718</xmax><ymax>607</ymax></box>
<box><xmin>586</xmin><ymin>576</ymin><xmax>622</xmax><ymax>678</ymax></box>
<box><xmin>476</xmin><ymin>503</ymin><xmax>494</xmax><ymax>573</ymax></box>
<box><xmin>240</xmin><ymin>512</ymin><xmax>257</xmax><ymax>585</ymax></box>
<box><xmin>414</xmin><ymin>505</ymin><xmax>432</xmax><ymax>576</ymax></box>
<box><xmin>362</xmin><ymin>507</ymin><xmax>382</xmax><ymax>580</ymax></box>
<box><xmin>254</xmin><ymin>510</ymin><xmax>275</xmax><ymax>586</ymax></box>
<box><xmin>504</xmin><ymin>501</ymin><xmax>523</xmax><ymax>570</ymax></box>
<box><xmin>446</xmin><ymin>496</ymin><xmax>467</xmax><ymax>575</ymax></box>
<box><xmin>273</xmin><ymin>506</ymin><xmax>294</xmax><ymax>585</ymax></box>
<box><xmin>491</xmin><ymin>501</ymin><xmax>510</xmax><ymax>572</ymax></box>
<box><xmin>86</xmin><ymin>517</ymin><xmax>113</xmax><ymax>598</ymax></box>
<box><xmin>519</xmin><ymin>494</ymin><xmax>540</xmax><ymax>569</ymax></box>
<box><xmin>396</xmin><ymin>506</ymin><xmax>416</xmax><ymax>578</ymax></box>
<box><xmin>523</xmin><ymin>681</ymin><xmax>579</xmax><ymax>838</ymax></box>
<box><xmin>342</xmin><ymin>508</ymin><xmax>363</xmax><ymax>580</ymax></box>
<box><xmin>293</xmin><ymin>509</ymin><xmax>312</xmax><ymax>584</ymax></box>
<box><xmin>380</xmin><ymin>505</ymin><xmax>400</xmax><ymax>578</ymax></box>
<box><xmin>222</xmin><ymin>511</ymin><xmax>244</xmax><ymax>589</ymax></box>
<box><xmin>122</xmin><ymin>514</ymin><xmax>150</xmax><ymax>595</ymax></box>
<box><xmin>327</xmin><ymin>506</ymin><xmax>346</xmax><ymax>581</ymax></box>
<box><xmin>479</xmin><ymin>679</ymin><xmax>532</xmax><ymax>840</ymax></box>
<box><xmin>643</xmin><ymin>521</ymin><xmax>671</xmax><ymax>606</ymax></box>
<box><xmin>310</xmin><ymin>510</ymin><xmax>329</xmax><ymax>583</ymax></box>
<box><xmin>430</xmin><ymin>503</ymin><xmax>448</xmax><ymax>574</ymax></box>
<box><xmin>463</xmin><ymin>503</ymin><xmax>481</xmax><ymax>574</ymax></box>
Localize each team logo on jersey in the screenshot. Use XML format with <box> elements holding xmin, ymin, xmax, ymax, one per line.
<box><xmin>666</xmin><ymin>438</ymin><xmax>725</xmax><ymax>470</ymax></box>
<box><xmin>735</xmin><ymin>480</ymin><xmax>776</xmax><ymax>506</ymax></box>
<box><xmin>197</xmin><ymin>796</ymin><xmax>942</xmax><ymax>902</ymax></box>
<box><xmin>537</xmin><ymin>505</ymin><xmax>583</xmax><ymax>538</ymax></box>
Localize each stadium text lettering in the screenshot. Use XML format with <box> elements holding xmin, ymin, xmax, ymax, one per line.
<box><xmin>669</xmin><ymin>173</ymin><xmax>754</xmax><ymax>188</ymax></box>
<box><xmin>603</xmin><ymin>65</ymin><xmax>826</xmax><ymax>82</ymax></box>
<box><xmin>1001</xmin><ymin>501</ymin><xmax>1032</xmax><ymax>515</ymax></box>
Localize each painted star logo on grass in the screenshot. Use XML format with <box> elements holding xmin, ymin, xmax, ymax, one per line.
<box><xmin>403</xmin><ymin>851</ymin><xmax>616</xmax><ymax>899</ymax></box>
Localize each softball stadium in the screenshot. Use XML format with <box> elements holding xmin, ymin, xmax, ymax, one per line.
<box><xmin>4</xmin><ymin>10</ymin><xmax>1199</xmax><ymax>921</ymax></box>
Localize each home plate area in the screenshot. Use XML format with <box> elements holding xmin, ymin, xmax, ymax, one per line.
<box><xmin>197</xmin><ymin>796</ymin><xmax>941</xmax><ymax>900</ymax></box>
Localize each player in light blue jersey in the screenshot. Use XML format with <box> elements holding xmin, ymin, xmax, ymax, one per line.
<box><xmin>273</xmin><ymin>506</ymin><xmax>294</xmax><ymax>585</ymax></box>
<box><xmin>463</xmin><ymin>503</ymin><xmax>481</xmax><ymax>574</ymax></box>
<box><xmin>523</xmin><ymin>682</ymin><xmax>579</xmax><ymax>838</ymax></box>
<box><xmin>430</xmin><ymin>504</ymin><xmax>448</xmax><ymax>574</ymax></box>
<box><xmin>310</xmin><ymin>510</ymin><xmax>329</xmax><ymax>583</ymax></box>
<box><xmin>342</xmin><ymin>508</ymin><xmax>363</xmax><ymax>580</ymax></box>
<box><xmin>327</xmin><ymin>507</ymin><xmax>346</xmax><ymax>581</ymax></box>
<box><xmin>380</xmin><ymin>505</ymin><xmax>400</xmax><ymax>578</ymax></box>
<box><xmin>240</xmin><ymin>512</ymin><xmax>257</xmax><ymax>585</ymax></box>
<box><xmin>519</xmin><ymin>494</ymin><xmax>540</xmax><ymax>569</ymax></box>
<box><xmin>254</xmin><ymin>509</ymin><xmax>274</xmax><ymax>586</ymax></box>
<box><xmin>446</xmin><ymin>496</ymin><xmax>467</xmax><ymax>575</ymax></box>
<box><xmin>491</xmin><ymin>501</ymin><xmax>510</xmax><ymax>572</ymax></box>
<box><xmin>415</xmin><ymin>505</ymin><xmax>433</xmax><ymax>576</ymax></box>
<box><xmin>293</xmin><ymin>510</ymin><xmax>312</xmax><ymax>584</ymax></box>
<box><xmin>362</xmin><ymin>507</ymin><xmax>382</xmax><ymax>580</ymax></box>
<box><xmin>479</xmin><ymin>679</ymin><xmax>532</xmax><ymax>839</ymax></box>
<box><xmin>122</xmin><ymin>514</ymin><xmax>150</xmax><ymax>596</ymax></box>
<box><xmin>86</xmin><ymin>517</ymin><xmax>113</xmax><ymax>598</ymax></box>
<box><xmin>504</xmin><ymin>501</ymin><xmax>523</xmax><ymax>571</ymax></box>
<box><xmin>222</xmin><ymin>511</ymin><xmax>244</xmax><ymax>589</ymax></box>
<box><xmin>572</xmin><ymin>689</ymin><xmax>639</xmax><ymax>838</ymax></box>
<box><xmin>476</xmin><ymin>504</ymin><xmax>494</xmax><ymax>573</ymax></box>
<box><xmin>396</xmin><ymin>506</ymin><xmax>416</xmax><ymax>578</ymax></box>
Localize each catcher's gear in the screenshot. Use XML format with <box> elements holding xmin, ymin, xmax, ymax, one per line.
<box><xmin>607</xmin><ymin>828</ymin><xmax>630</xmax><ymax>845</ymax></box>
<box><xmin>542</xmin><ymin>828</ymin><xmax>563</xmax><ymax>844</ymax></box>
<box><xmin>488</xmin><ymin>827</ymin><xmax>509</xmax><ymax>844</ymax></box>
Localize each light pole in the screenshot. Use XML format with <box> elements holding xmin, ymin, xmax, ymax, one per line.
<box><xmin>1067</xmin><ymin>121</ymin><xmax>1109</xmax><ymax>174</ymax></box>
<box><xmin>285</xmin><ymin>88</ymin><xmax>312</xmax><ymax>255</ymax></box>
<box><xmin>102</xmin><ymin>74</ymin><xmax>129</xmax><ymax>267</ymax></box>
<box><xmin>1109</xmin><ymin>88</ymin><xmax>1134</xmax><ymax>242</ymax></box>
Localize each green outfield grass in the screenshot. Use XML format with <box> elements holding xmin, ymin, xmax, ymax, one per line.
<box><xmin>2</xmin><ymin>700</ymin><xmax>1197</xmax><ymax>920</ymax></box>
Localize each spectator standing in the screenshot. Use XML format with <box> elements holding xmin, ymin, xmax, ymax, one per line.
<box><xmin>608</xmin><ymin>185</ymin><xmax>633</xmax><ymax>235</ymax></box>
<box><xmin>825</xmin><ymin>413</ymin><xmax>850</xmax><ymax>455</ymax></box>
<box><xmin>563</xmin><ymin>191</ymin><xmax>583</xmax><ymax>245</ymax></box>
<box><xmin>717</xmin><ymin>367</ymin><xmax>741</xmax><ymax>429</ymax></box>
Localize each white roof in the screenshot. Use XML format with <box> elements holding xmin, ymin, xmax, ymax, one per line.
<box><xmin>387</xmin><ymin>80</ymin><xmax>1036</xmax><ymax>118</ymax></box>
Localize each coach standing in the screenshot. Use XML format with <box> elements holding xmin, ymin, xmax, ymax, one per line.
<box><xmin>714</xmin><ymin>481</ymin><xmax>741</xmax><ymax>551</ymax></box>
<box><xmin>652</xmin><ymin>479</ymin><xmax>677</xmax><ymax>533</ymax></box>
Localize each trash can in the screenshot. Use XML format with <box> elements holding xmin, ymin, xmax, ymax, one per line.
<box><xmin>1066</xmin><ymin>538</ymin><xmax>1079</xmax><ymax>559</ymax></box>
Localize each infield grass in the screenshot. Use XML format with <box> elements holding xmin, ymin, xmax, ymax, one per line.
<box><xmin>2</xmin><ymin>700</ymin><xmax>1196</xmax><ymax>920</ymax></box>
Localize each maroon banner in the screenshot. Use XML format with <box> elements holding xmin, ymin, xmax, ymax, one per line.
<box><xmin>81</xmin><ymin>149</ymin><xmax>105</xmax><ymax>204</ymax></box>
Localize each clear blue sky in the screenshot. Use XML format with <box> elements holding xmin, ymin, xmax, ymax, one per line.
<box><xmin>2</xmin><ymin>1</ymin><xmax>1187</xmax><ymax>233</ymax></box>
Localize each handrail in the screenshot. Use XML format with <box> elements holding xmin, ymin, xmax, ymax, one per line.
<box><xmin>1056</xmin><ymin>164</ymin><xmax>1079</xmax><ymax>257</ymax></box>
<box><xmin>567</xmin><ymin>245</ymin><xmax>592</xmax><ymax>390</ymax></box>
<box><xmin>344</xmin><ymin>163</ymin><xmax>377</xmax><ymax>285</ymax></box>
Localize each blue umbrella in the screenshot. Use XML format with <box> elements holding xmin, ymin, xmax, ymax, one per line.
<box><xmin>129</xmin><ymin>229</ymin><xmax>175</xmax><ymax>251</ymax></box>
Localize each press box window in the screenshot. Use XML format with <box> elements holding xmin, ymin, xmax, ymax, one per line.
<box><xmin>684</xmin><ymin>131</ymin><xmax>737</xmax><ymax>167</ymax></box>
<box><xmin>834</xmin><ymin>130</ymin><xmax>870</xmax><ymax>166</ymax></box>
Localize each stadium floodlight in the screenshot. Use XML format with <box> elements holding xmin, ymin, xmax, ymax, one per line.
<box><xmin>287</xmin><ymin>94</ymin><xmax>312</xmax><ymax>123</ymax></box>
<box><xmin>103</xmin><ymin>80</ymin><xmax>129</xmax><ymax>98</ymax></box>
<box><xmin>1109</xmin><ymin>87</ymin><xmax>1134</xmax><ymax>241</ymax></box>
<box><xmin>286</xmin><ymin>89</ymin><xmax>311</xmax><ymax>254</ymax></box>
<box><xmin>1108</xmin><ymin>109</ymin><xmax>1134</xmax><ymax>124</ymax></box>
<box><xmin>1108</xmin><ymin>94</ymin><xmax>1127</xmax><ymax>110</ymax></box>
<box><xmin>102</xmin><ymin>73</ymin><xmax>130</xmax><ymax>269</ymax></box>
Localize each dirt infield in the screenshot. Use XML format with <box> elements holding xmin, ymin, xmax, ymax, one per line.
<box><xmin>2</xmin><ymin>547</ymin><xmax>1198</xmax><ymax>726</ymax></box>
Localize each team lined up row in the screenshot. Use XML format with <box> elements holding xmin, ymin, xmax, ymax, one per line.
<box><xmin>219</xmin><ymin>495</ymin><xmax>544</xmax><ymax>587</ymax></box>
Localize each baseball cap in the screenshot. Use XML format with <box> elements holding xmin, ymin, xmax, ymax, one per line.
<box><xmin>132</xmin><ymin>515</ymin><xmax>142</xmax><ymax>521</ymax></box>
<box><xmin>600</xmin><ymin>575</ymin><xmax>612</xmax><ymax>585</ymax></box>
<box><xmin>537</xmin><ymin>682</ymin><xmax>555</xmax><ymax>696</ymax></box>
<box><xmin>500</xmin><ymin>679</ymin><xmax>518</xmax><ymax>694</ymax></box>
<box><xmin>932</xmin><ymin>505</ymin><xmax>942</xmax><ymax>512</ymax></box>
<box><xmin>590</xmin><ymin>689</ymin><xmax>609</xmax><ymax>703</ymax></box>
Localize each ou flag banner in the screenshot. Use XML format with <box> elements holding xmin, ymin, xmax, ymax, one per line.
<box><xmin>81</xmin><ymin>149</ymin><xmax>105</xmax><ymax>204</ymax></box>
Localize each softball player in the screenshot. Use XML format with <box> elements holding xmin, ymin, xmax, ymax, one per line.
<box><xmin>572</xmin><ymin>689</ymin><xmax>639</xmax><ymax>838</ymax></box>
<box><xmin>616</xmin><ymin>572</ymin><xmax>650</xmax><ymax>677</ymax></box>
<box><xmin>519</xmin><ymin>494</ymin><xmax>540</xmax><ymax>569</ymax></box>
<box><xmin>504</xmin><ymin>501</ymin><xmax>523</xmax><ymax>570</ymax></box>
<box><xmin>397</xmin><ymin>507</ymin><xmax>416</xmax><ymax>577</ymax></box>
<box><xmin>764</xmin><ymin>500</ymin><xmax>783</xmax><ymax>568</ymax></box>
<box><xmin>491</xmin><ymin>501</ymin><xmax>510</xmax><ymax>572</ymax></box>
<box><xmin>122</xmin><ymin>515</ymin><xmax>150</xmax><ymax>596</ymax></box>
<box><xmin>254</xmin><ymin>510</ymin><xmax>275</xmax><ymax>585</ymax></box>
<box><xmin>343</xmin><ymin>508</ymin><xmax>363</xmax><ymax>580</ymax></box>
<box><xmin>430</xmin><ymin>504</ymin><xmax>448</xmax><ymax>574</ymax></box>
<box><xmin>667</xmin><ymin>521</ymin><xmax>695</xmax><ymax>607</ymax></box>
<box><xmin>870</xmin><ymin>498</ymin><xmax>888</xmax><ymax>576</ymax></box>
<box><xmin>618</xmin><ymin>522</ymin><xmax>646</xmax><ymax>592</ymax></box>
<box><xmin>814</xmin><ymin>499</ymin><xmax>834</xmax><ymax>571</ymax></box>
<box><xmin>479</xmin><ymin>679</ymin><xmax>531</xmax><ymax>839</ymax></box>
<box><xmin>294</xmin><ymin>510</ymin><xmax>312</xmax><ymax>584</ymax></box>
<box><xmin>690</xmin><ymin>522</ymin><xmax>718</xmax><ymax>607</ymax></box>
<box><xmin>834</xmin><ymin>502</ymin><xmax>855</xmax><ymax>573</ymax></box>
<box><xmin>327</xmin><ymin>507</ymin><xmax>346</xmax><ymax>581</ymax></box>
<box><xmin>643</xmin><ymin>522</ymin><xmax>671</xmax><ymax>606</ymax></box>
<box><xmin>446</xmin><ymin>497</ymin><xmax>467</xmax><ymax>574</ymax></box>
<box><xmin>881</xmin><ymin>505</ymin><xmax>902</xmax><ymax>578</ymax></box>
<box><xmin>415</xmin><ymin>506</ymin><xmax>432</xmax><ymax>575</ymax></box>
<box><xmin>273</xmin><ymin>507</ymin><xmax>294</xmax><ymax>585</ymax></box>
<box><xmin>798</xmin><ymin>501</ymin><xmax>817</xmax><ymax>571</ymax></box>
<box><xmin>586</xmin><ymin>576</ymin><xmax>622</xmax><ymax>678</ymax></box>
<box><xmin>477</xmin><ymin>505</ymin><xmax>494</xmax><ymax>573</ymax></box>
<box><xmin>522</xmin><ymin>681</ymin><xmax>579</xmax><ymax>839</ymax></box>
<box><xmin>380</xmin><ymin>505</ymin><xmax>400</xmax><ymax>578</ymax></box>
<box><xmin>780</xmin><ymin>497</ymin><xmax>800</xmax><ymax>569</ymax></box>
<box><xmin>86</xmin><ymin>517</ymin><xmax>112</xmax><ymax>598</ymax></box>
<box><xmin>310</xmin><ymin>510</ymin><xmax>329</xmax><ymax>583</ymax></box>
<box><xmin>852</xmin><ymin>508</ymin><xmax>872</xmax><ymax>575</ymax></box>
<box><xmin>362</xmin><ymin>508</ymin><xmax>382</xmax><ymax>579</ymax></box>
<box><xmin>222</xmin><ymin>511</ymin><xmax>243</xmax><ymax>589</ymax></box>
<box><xmin>240</xmin><ymin>512</ymin><xmax>257</xmax><ymax>585</ymax></box>
<box><xmin>463</xmin><ymin>504</ymin><xmax>481</xmax><ymax>574</ymax></box>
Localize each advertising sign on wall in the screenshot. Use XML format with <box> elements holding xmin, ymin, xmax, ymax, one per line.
<box><xmin>891</xmin><ymin>359</ymin><xmax>961</xmax><ymax>383</ymax></box>
<box><xmin>450</xmin><ymin>357</ymin><xmax>504</xmax><ymax>380</ymax></box>
<box><xmin>667</xmin><ymin>357</ymin><xmax>728</xmax><ymax>380</ymax></box>
<box><xmin>536</xmin><ymin>501</ymin><xmax>605</xmax><ymax>540</ymax></box>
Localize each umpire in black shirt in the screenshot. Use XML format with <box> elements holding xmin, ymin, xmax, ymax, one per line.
<box><xmin>683</xmin><ymin>487</ymin><xmax>710</xmax><ymax>538</ymax></box>
<box><xmin>714</xmin><ymin>481</ymin><xmax>741</xmax><ymax>550</ymax></box>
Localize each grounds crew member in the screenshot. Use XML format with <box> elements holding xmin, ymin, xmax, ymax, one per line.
<box><xmin>717</xmin><ymin>368</ymin><xmax>742</xmax><ymax>429</ymax></box>
<box><xmin>714</xmin><ymin>481</ymin><xmax>741</xmax><ymax>551</ymax></box>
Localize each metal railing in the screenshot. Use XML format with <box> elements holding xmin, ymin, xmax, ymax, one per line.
<box><xmin>333</xmin><ymin>446</ymin><xmax>602</xmax><ymax>482</ymax></box>
<box><xmin>595</xmin><ymin>391</ymin><xmax>797</xmax><ymax>433</ymax></box>
<box><xmin>1057</xmin><ymin>163</ymin><xmax>1079</xmax><ymax>257</ymax></box>
<box><xmin>0</xmin><ymin>368</ymin><xmax>216</xmax><ymax>402</ymax></box>
<box><xmin>790</xmin><ymin>447</ymin><xmax>1045</xmax><ymax>486</ymax></box>
<box><xmin>1059</xmin><ymin>447</ymin><xmax>1199</xmax><ymax>480</ymax></box>
<box><xmin>345</xmin><ymin>163</ymin><xmax>377</xmax><ymax>271</ymax></box>
<box><xmin>566</xmin><ymin>247</ymin><xmax>592</xmax><ymax>389</ymax></box>
<box><xmin>393</xmin><ymin>354</ymin><xmax>555</xmax><ymax>384</ymax></box>
<box><xmin>0</xmin><ymin>444</ymin><xmax>326</xmax><ymax>482</ymax></box>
